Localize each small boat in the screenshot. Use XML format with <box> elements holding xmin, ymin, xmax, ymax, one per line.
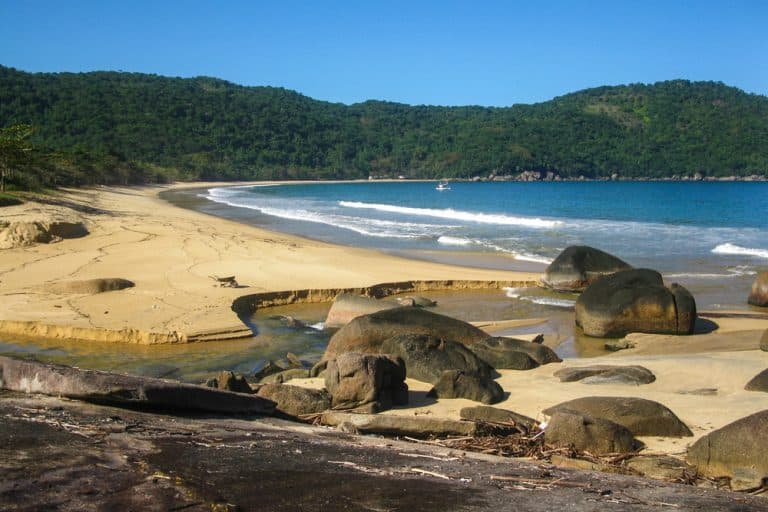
<box><xmin>435</xmin><ymin>179</ymin><xmax>451</xmax><ymax>191</ymax></box>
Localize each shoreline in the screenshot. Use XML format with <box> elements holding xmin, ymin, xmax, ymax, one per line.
<box><xmin>1</xmin><ymin>183</ymin><xmax>767</xmax><ymax>460</ymax></box>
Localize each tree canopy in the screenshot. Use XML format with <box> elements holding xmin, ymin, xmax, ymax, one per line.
<box><xmin>0</xmin><ymin>65</ymin><xmax>766</xmax><ymax>187</ymax></box>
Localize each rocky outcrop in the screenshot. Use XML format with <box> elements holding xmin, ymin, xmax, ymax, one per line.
<box><xmin>540</xmin><ymin>246</ymin><xmax>632</xmax><ymax>292</ymax></box>
<box><xmin>575</xmin><ymin>269</ymin><xmax>697</xmax><ymax>337</ymax></box>
<box><xmin>748</xmin><ymin>271</ymin><xmax>768</xmax><ymax>307</ymax></box>
<box><xmin>545</xmin><ymin>411</ymin><xmax>638</xmax><ymax>455</ymax></box>
<box><xmin>258</xmin><ymin>368</ymin><xmax>309</xmax><ymax>384</ymax></box>
<box><xmin>744</xmin><ymin>368</ymin><xmax>768</xmax><ymax>392</ymax></box>
<box><xmin>459</xmin><ymin>405</ymin><xmax>538</xmax><ymax>431</ymax></box>
<box><xmin>543</xmin><ymin>396</ymin><xmax>692</xmax><ymax>437</ymax></box>
<box><xmin>323</xmin><ymin>307</ymin><xmax>489</xmax><ymax>360</ymax></box>
<box><xmin>324</xmin><ymin>293</ymin><xmax>400</xmax><ymax>328</ymax></box>
<box><xmin>324</xmin><ymin>353</ymin><xmax>408</xmax><ymax>411</ymax></box>
<box><xmin>468</xmin><ymin>337</ymin><xmax>561</xmax><ymax>370</ymax></box>
<box><xmin>47</xmin><ymin>278</ymin><xmax>135</xmax><ymax>295</ymax></box>
<box><xmin>553</xmin><ymin>365</ymin><xmax>656</xmax><ymax>385</ymax></box>
<box><xmin>379</xmin><ymin>333</ymin><xmax>493</xmax><ymax>384</ymax></box>
<box><xmin>427</xmin><ymin>370</ymin><xmax>504</xmax><ymax>404</ymax></box>
<box><xmin>687</xmin><ymin>409</ymin><xmax>768</xmax><ymax>490</ymax></box>
<box><xmin>0</xmin><ymin>356</ymin><xmax>275</xmax><ymax>415</ymax></box>
<box><xmin>205</xmin><ymin>370</ymin><xmax>253</xmax><ymax>393</ymax></box>
<box><xmin>761</xmin><ymin>329</ymin><xmax>768</xmax><ymax>352</ymax></box>
<box><xmin>0</xmin><ymin>219</ymin><xmax>88</xmax><ymax>249</ymax></box>
<box><xmin>255</xmin><ymin>384</ymin><xmax>330</xmax><ymax>418</ymax></box>
<box><xmin>320</xmin><ymin>411</ymin><xmax>482</xmax><ymax>437</ymax></box>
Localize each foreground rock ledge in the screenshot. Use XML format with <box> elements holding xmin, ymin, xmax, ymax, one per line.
<box><xmin>0</xmin><ymin>356</ymin><xmax>275</xmax><ymax>415</ymax></box>
<box><xmin>1</xmin><ymin>391</ymin><xmax>766</xmax><ymax>511</ymax></box>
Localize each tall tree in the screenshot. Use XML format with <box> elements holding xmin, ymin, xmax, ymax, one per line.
<box><xmin>0</xmin><ymin>124</ymin><xmax>33</xmax><ymax>192</ymax></box>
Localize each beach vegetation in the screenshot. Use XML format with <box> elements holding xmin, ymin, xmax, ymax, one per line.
<box><xmin>1</xmin><ymin>66</ymin><xmax>767</xmax><ymax>188</ymax></box>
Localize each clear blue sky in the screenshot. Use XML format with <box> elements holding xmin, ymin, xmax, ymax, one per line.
<box><xmin>1</xmin><ymin>0</ymin><xmax>766</xmax><ymax>106</ymax></box>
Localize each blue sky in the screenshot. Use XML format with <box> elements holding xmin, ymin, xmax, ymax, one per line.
<box><xmin>1</xmin><ymin>1</ymin><xmax>766</xmax><ymax>106</ymax></box>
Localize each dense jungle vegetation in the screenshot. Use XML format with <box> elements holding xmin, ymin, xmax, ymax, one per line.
<box><xmin>1</xmin><ymin>65</ymin><xmax>767</xmax><ymax>189</ymax></box>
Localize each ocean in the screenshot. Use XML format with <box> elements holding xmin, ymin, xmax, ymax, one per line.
<box><xmin>177</xmin><ymin>180</ymin><xmax>767</xmax><ymax>311</ymax></box>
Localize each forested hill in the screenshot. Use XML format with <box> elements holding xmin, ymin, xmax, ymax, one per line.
<box><xmin>1</xmin><ymin>64</ymin><xmax>767</xmax><ymax>184</ymax></box>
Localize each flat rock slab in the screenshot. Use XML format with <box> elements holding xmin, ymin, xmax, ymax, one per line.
<box><xmin>0</xmin><ymin>355</ymin><xmax>275</xmax><ymax>415</ymax></box>
<box><xmin>321</xmin><ymin>411</ymin><xmax>482</xmax><ymax>437</ymax></box>
<box><xmin>2</xmin><ymin>391</ymin><xmax>766</xmax><ymax>511</ymax></box>
<box><xmin>554</xmin><ymin>365</ymin><xmax>656</xmax><ymax>385</ymax></box>
<box><xmin>543</xmin><ymin>396</ymin><xmax>692</xmax><ymax>437</ymax></box>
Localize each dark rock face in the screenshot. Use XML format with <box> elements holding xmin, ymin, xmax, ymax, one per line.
<box><xmin>459</xmin><ymin>405</ymin><xmax>538</xmax><ymax>430</ymax></box>
<box><xmin>427</xmin><ymin>370</ymin><xmax>504</xmax><ymax>404</ymax></box>
<box><xmin>545</xmin><ymin>411</ymin><xmax>638</xmax><ymax>455</ymax></box>
<box><xmin>748</xmin><ymin>271</ymin><xmax>768</xmax><ymax>307</ymax></box>
<box><xmin>553</xmin><ymin>365</ymin><xmax>656</xmax><ymax>385</ymax></box>
<box><xmin>761</xmin><ymin>329</ymin><xmax>768</xmax><ymax>352</ymax></box>
<box><xmin>379</xmin><ymin>333</ymin><xmax>493</xmax><ymax>384</ymax></box>
<box><xmin>0</xmin><ymin>356</ymin><xmax>275</xmax><ymax>415</ymax></box>
<box><xmin>687</xmin><ymin>409</ymin><xmax>768</xmax><ymax>490</ymax></box>
<box><xmin>324</xmin><ymin>293</ymin><xmax>400</xmax><ymax>328</ymax></box>
<box><xmin>255</xmin><ymin>384</ymin><xmax>330</xmax><ymax>418</ymax></box>
<box><xmin>469</xmin><ymin>337</ymin><xmax>561</xmax><ymax>370</ymax></box>
<box><xmin>324</xmin><ymin>353</ymin><xmax>408</xmax><ymax>411</ymax></box>
<box><xmin>744</xmin><ymin>368</ymin><xmax>768</xmax><ymax>392</ymax></box>
<box><xmin>575</xmin><ymin>269</ymin><xmax>697</xmax><ymax>338</ymax></box>
<box><xmin>206</xmin><ymin>371</ymin><xmax>253</xmax><ymax>393</ymax></box>
<box><xmin>540</xmin><ymin>246</ymin><xmax>632</xmax><ymax>292</ymax></box>
<box><xmin>543</xmin><ymin>396</ymin><xmax>692</xmax><ymax>437</ymax></box>
<box><xmin>323</xmin><ymin>307</ymin><xmax>489</xmax><ymax>360</ymax></box>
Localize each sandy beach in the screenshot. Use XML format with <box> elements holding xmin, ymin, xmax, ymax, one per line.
<box><xmin>1</xmin><ymin>184</ymin><xmax>767</xmax><ymax>457</ymax></box>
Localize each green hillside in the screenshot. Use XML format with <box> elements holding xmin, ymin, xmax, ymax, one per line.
<box><xmin>1</xmin><ymin>65</ymin><xmax>767</xmax><ymax>187</ymax></box>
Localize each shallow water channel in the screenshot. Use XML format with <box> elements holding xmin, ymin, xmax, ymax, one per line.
<box><xmin>0</xmin><ymin>287</ymin><xmax>623</xmax><ymax>383</ymax></box>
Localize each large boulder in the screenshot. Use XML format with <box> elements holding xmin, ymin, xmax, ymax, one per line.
<box><xmin>687</xmin><ymin>409</ymin><xmax>768</xmax><ymax>490</ymax></box>
<box><xmin>324</xmin><ymin>293</ymin><xmax>400</xmax><ymax>328</ymax></box>
<box><xmin>323</xmin><ymin>307</ymin><xmax>489</xmax><ymax>360</ymax></box>
<box><xmin>460</xmin><ymin>405</ymin><xmax>538</xmax><ymax>431</ymax></box>
<box><xmin>545</xmin><ymin>411</ymin><xmax>638</xmax><ymax>455</ymax></box>
<box><xmin>748</xmin><ymin>271</ymin><xmax>768</xmax><ymax>307</ymax></box>
<box><xmin>427</xmin><ymin>370</ymin><xmax>504</xmax><ymax>404</ymax></box>
<box><xmin>575</xmin><ymin>269</ymin><xmax>697</xmax><ymax>338</ymax></box>
<box><xmin>255</xmin><ymin>384</ymin><xmax>330</xmax><ymax>418</ymax></box>
<box><xmin>324</xmin><ymin>353</ymin><xmax>408</xmax><ymax>411</ymax></box>
<box><xmin>540</xmin><ymin>246</ymin><xmax>632</xmax><ymax>292</ymax></box>
<box><xmin>0</xmin><ymin>356</ymin><xmax>275</xmax><ymax>415</ymax></box>
<box><xmin>553</xmin><ymin>365</ymin><xmax>656</xmax><ymax>385</ymax></box>
<box><xmin>379</xmin><ymin>333</ymin><xmax>493</xmax><ymax>384</ymax></box>
<box><xmin>744</xmin><ymin>368</ymin><xmax>768</xmax><ymax>392</ymax></box>
<box><xmin>469</xmin><ymin>337</ymin><xmax>561</xmax><ymax>370</ymax></box>
<box><xmin>543</xmin><ymin>396</ymin><xmax>692</xmax><ymax>437</ymax></box>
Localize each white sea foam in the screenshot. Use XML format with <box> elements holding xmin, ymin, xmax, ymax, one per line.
<box><xmin>339</xmin><ymin>201</ymin><xmax>562</xmax><ymax>228</ymax></box>
<box><xmin>308</xmin><ymin>322</ymin><xmax>325</xmax><ymax>331</ymax></box>
<box><xmin>503</xmin><ymin>287</ymin><xmax>523</xmax><ymax>298</ymax></box>
<box><xmin>437</xmin><ymin>236</ymin><xmax>474</xmax><ymax>246</ymax></box>
<box><xmin>519</xmin><ymin>296</ymin><xmax>576</xmax><ymax>308</ymax></box>
<box><xmin>203</xmin><ymin>192</ymin><xmax>438</xmax><ymax>239</ymax></box>
<box><xmin>712</xmin><ymin>243</ymin><xmax>768</xmax><ymax>259</ymax></box>
<box><xmin>665</xmin><ymin>265</ymin><xmax>758</xmax><ymax>279</ymax></box>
